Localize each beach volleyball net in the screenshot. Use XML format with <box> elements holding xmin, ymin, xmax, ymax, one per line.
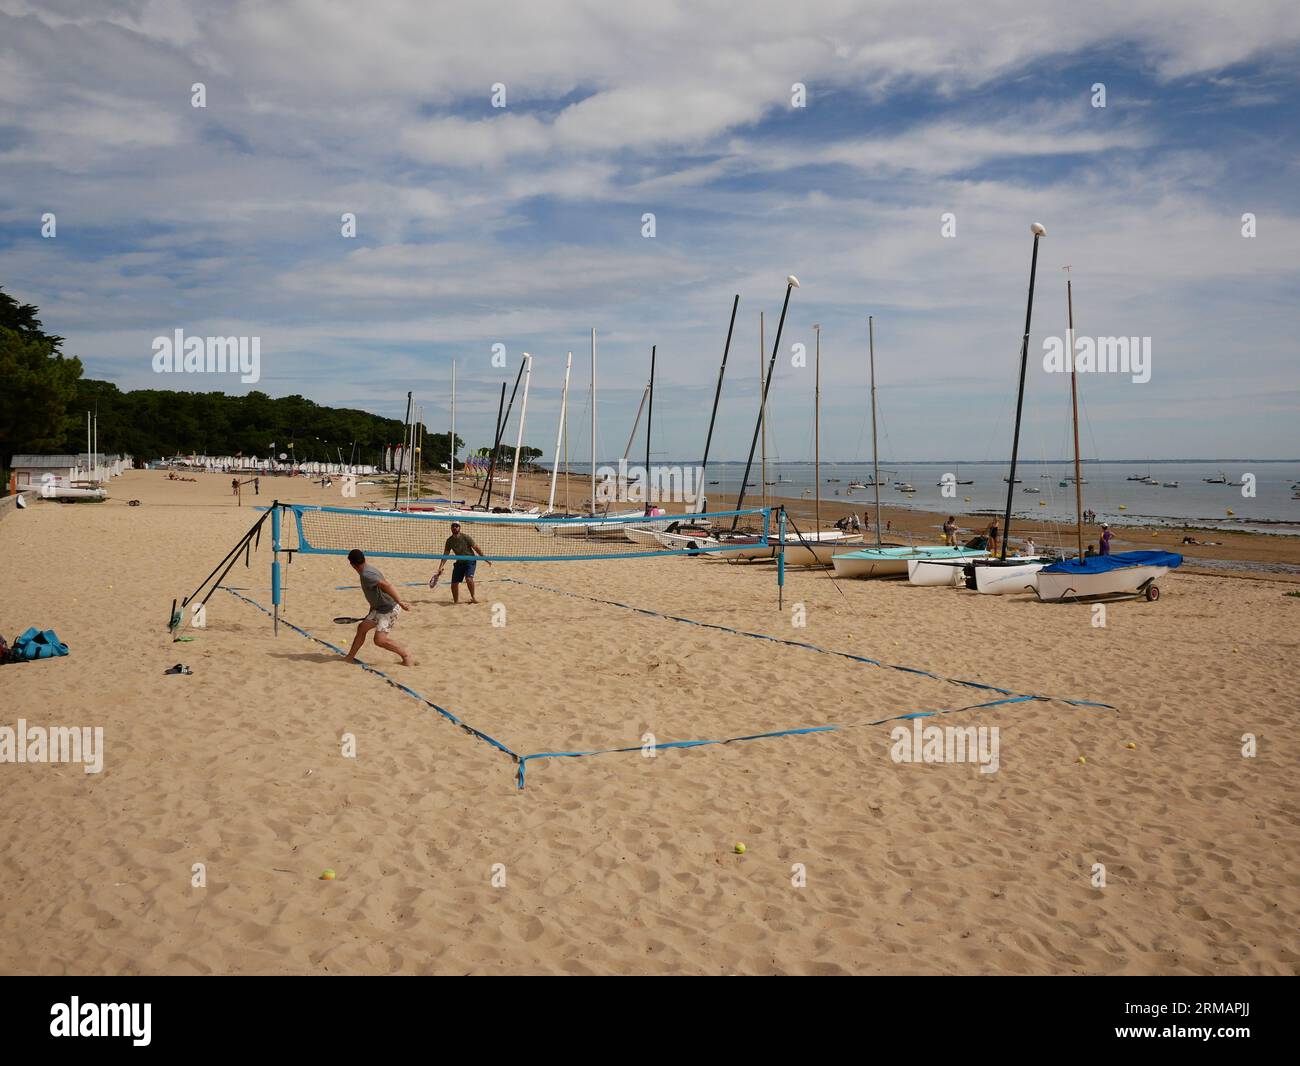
<box><xmin>280</xmin><ymin>503</ymin><xmax>774</xmax><ymax>561</ymax></box>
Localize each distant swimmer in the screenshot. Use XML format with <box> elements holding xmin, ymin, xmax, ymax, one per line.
<box><xmin>344</xmin><ymin>549</ymin><xmax>413</xmax><ymax>666</ymax></box>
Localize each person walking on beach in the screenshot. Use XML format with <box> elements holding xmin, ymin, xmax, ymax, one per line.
<box><xmin>1099</xmin><ymin>523</ymin><xmax>1113</xmax><ymax>556</ymax></box>
<box><xmin>430</xmin><ymin>521</ymin><xmax>491</xmax><ymax>603</ymax></box>
<box><xmin>986</xmin><ymin>519</ymin><xmax>1000</xmax><ymax>555</ymax></box>
<box><xmin>344</xmin><ymin>549</ymin><xmax>413</xmax><ymax>666</ymax></box>
<box><xmin>943</xmin><ymin>516</ymin><xmax>957</xmax><ymax>546</ymax></box>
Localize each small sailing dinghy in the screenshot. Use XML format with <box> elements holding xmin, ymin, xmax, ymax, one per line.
<box><xmin>1035</xmin><ymin>550</ymin><xmax>1183</xmax><ymax>602</ymax></box>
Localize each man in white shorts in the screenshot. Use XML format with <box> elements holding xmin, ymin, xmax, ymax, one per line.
<box><xmin>344</xmin><ymin>549</ymin><xmax>414</xmax><ymax>666</ymax></box>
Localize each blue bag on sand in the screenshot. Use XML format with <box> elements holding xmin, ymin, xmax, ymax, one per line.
<box><xmin>11</xmin><ymin>627</ymin><xmax>69</xmax><ymax>660</ymax></box>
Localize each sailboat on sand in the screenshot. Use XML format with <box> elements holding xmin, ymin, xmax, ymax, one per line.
<box><xmin>832</xmin><ymin>318</ymin><xmax>985</xmax><ymax>578</ymax></box>
<box><xmin>1034</xmin><ymin>275</ymin><xmax>1183</xmax><ymax>603</ymax></box>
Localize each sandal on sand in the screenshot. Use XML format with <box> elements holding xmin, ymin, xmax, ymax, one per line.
<box><xmin>164</xmin><ymin>663</ymin><xmax>193</xmax><ymax>675</ymax></box>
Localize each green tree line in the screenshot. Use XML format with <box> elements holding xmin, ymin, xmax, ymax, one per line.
<box><xmin>1</xmin><ymin>286</ymin><xmax>488</xmax><ymax>476</ymax></box>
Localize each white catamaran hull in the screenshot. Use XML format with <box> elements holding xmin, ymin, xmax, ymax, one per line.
<box><xmin>624</xmin><ymin>526</ymin><xmax>668</xmax><ymax>549</ymax></box>
<box><xmin>708</xmin><ymin>528</ymin><xmax>856</xmax><ymax>562</ymax></box>
<box><xmin>533</xmin><ymin>509</ymin><xmax>646</xmax><ymax>536</ymax></box>
<box><xmin>907</xmin><ymin>554</ymin><xmax>990</xmax><ymax>586</ymax></box>
<box><xmin>652</xmin><ymin>529</ymin><xmax>720</xmax><ymax>551</ymax></box>
<box><xmin>778</xmin><ymin>538</ymin><xmax>873</xmax><ymax>566</ymax></box>
<box><xmin>832</xmin><ymin>554</ymin><xmax>910</xmax><ymax>578</ymax></box>
<box><xmin>971</xmin><ymin>560</ymin><xmax>1046</xmax><ymax>595</ymax></box>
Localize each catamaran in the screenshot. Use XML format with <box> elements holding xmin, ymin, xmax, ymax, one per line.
<box><xmin>830</xmin><ymin>317</ymin><xmax>971</xmax><ymax>579</ymax></box>
<box><xmin>954</xmin><ymin>224</ymin><xmax>1056</xmax><ymax>594</ymax></box>
<box><xmin>1029</xmin><ymin>273</ymin><xmax>1183</xmax><ymax>602</ymax></box>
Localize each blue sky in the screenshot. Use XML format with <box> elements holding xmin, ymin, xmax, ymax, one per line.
<box><xmin>2</xmin><ymin>0</ymin><xmax>1298</xmax><ymax>463</ymax></box>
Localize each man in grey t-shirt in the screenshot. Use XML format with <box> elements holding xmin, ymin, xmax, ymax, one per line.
<box><xmin>344</xmin><ymin>549</ymin><xmax>414</xmax><ymax>666</ymax></box>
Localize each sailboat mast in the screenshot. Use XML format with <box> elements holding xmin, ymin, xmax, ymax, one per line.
<box><xmin>548</xmin><ymin>351</ymin><xmax>572</xmax><ymax>513</ymax></box>
<box><xmin>449</xmin><ymin>361</ymin><xmax>456</xmax><ymax>501</ymax></box>
<box><xmin>696</xmin><ymin>294</ymin><xmax>739</xmax><ymax>514</ymax></box>
<box><xmin>760</xmin><ymin>311</ymin><xmax>767</xmax><ymax>513</ymax></box>
<box><xmin>869</xmin><ymin>316</ymin><xmax>882</xmax><ymax>546</ymax></box>
<box><xmin>508</xmin><ymin>353</ymin><xmax>533</xmax><ymax>509</ymax></box>
<box><xmin>590</xmin><ymin>328</ymin><xmax>597</xmax><ymax>514</ymax></box>
<box><xmin>1067</xmin><ymin>274</ymin><xmax>1084</xmax><ymax>557</ymax></box>
<box><xmin>814</xmin><ymin>323</ymin><xmax>821</xmax><ymax>534</ymax></box>
<box><xmin>483</xmin><ymin>381</ymin><xmax>507</xmax><ymax>509</ymax></box>
<box><xmin>1000</xmin><ymin>222</ymin><xmax>1046</xmax><ymax>561</ymax></box>
<box><xmin>644</xmin><ymin>345</ymin><xmax>656</xmax><ymax>516</ymax></box>
<box><xmin>484</xmin><ymin>359</ymin><xmax>525</xmax><ymax>508</ymax></box>
<box><xmin>618</xmin><ymin>384</ymin><xmax>650</xmax><ymax>465</ymax></box>
<box><xmin>733</xmin><ymin>276</ymin><xmax>800</xmax><ymax>529</ymax></box>
<box><xmin>393</xmin><ymin>390</ymin><xmax>412</xmax><ymax>509</ymax></box>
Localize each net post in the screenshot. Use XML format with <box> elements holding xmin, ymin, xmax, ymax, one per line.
<box><xmin>271</xmin><ymin>501</ymin><xmax>281</xmax><ymax>636</ymax></box>
<box><xmin>777</xmin><ymin>506</ymin><xmax>786</xmax><ymax>611</ymax></box>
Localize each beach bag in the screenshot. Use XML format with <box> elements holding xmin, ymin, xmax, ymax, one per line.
<box><xmin>11</xmin><ymin>627</ymin><xmax>69</xmax><ymax>660</ymax></box>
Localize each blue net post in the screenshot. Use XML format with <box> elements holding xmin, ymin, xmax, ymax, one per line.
<box><xmin>777</xmin><ymin>507</ymin><xmax>786</xmax><ymax>610</ymax></box>
<box><xmin>271</xmin><ymin>503</ymin><xmax>281</xmax><ymax>636</ymax></box>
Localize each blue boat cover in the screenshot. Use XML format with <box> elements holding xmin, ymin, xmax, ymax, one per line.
<box><xmin>1040</xmin><ymin>550</ymin><xmax>1183</xmax><ymax>575</ymax></box>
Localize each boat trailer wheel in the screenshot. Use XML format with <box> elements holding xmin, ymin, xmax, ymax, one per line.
<box><xmin>1145</xmin><ymin>584</ymin><xmax>1160</xmax><ymax>602</ymax></box>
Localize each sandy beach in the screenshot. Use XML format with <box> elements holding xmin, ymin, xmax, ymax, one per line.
<box><xmin>0</xmin><ymin>469</ymin><xmax>1295</xmax><ymax>975</ymax></box>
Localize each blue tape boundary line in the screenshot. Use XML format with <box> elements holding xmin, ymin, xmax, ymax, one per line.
<box><xmin>221</xmin><ymin>587</ymin><xmax>519</xmax><ymax>762</ymax></box>
<box><xmin>221</xmin><ymin>587</ymin><xmax>1111</xmax><ymax>788</ymax></box>
<box><xmin>512</xmin><ymin>693</ymin><xmax>1059</xmax><ymax>786</ymax></box>
<box><xmin>499</xmin><ymin>577</ymin><xmax>1117</xmax><ymax>712</ymax></box>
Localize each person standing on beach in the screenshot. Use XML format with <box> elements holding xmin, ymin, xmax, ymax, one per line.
<box><xmin>430</xmin><ymin>521</ymin><xmax>491</xmax><ymax>603</ymax></box>
<box><xmin>344</xmin><ymin>549</ymin><xmax>413</xmax><ymax>666</ymax></box>
<box><xmin>1099</xmin><ymin>523</ymin><xmax>1113</xmax><ymax>556</ymax></box>
<box><xmin>943</xmin><ymin>516</ymin><xmax>957</xmax><ymax>545</ymax></box>
<box><xmin>986</xmin><ymin>519</ymin><xmax>1000</xmax><ymax>555</ymax></box>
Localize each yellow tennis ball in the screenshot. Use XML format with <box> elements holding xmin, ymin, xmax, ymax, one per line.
<box><xmin>734</xmin><ymin>843</ymin><xmax>746</xmax><ymax>855</ymax></box>
<box><xmin>320</xmin><ymin>869</ymin><xmax>336</xmax><ymax>880</ymax></box>
<box><xmin>1077</xmin><ymin>756</ymin><xmax>1087</xmax><ymax>765</ymax></box>
<box><xmin>1125</xmin><ymin>742</ymin><xmax>1136</xmax><ymax>750</ymax></box>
